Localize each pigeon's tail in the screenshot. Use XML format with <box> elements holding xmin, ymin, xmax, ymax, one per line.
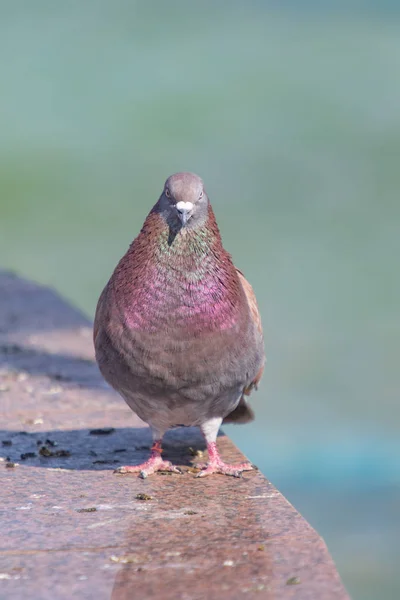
<box><xmin>223</xmin><ymin>397</ymin><xmax>255</xmax><ymax>424</ymax></box>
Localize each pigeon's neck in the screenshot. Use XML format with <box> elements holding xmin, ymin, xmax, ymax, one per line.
<box><xmin>130</xmin><ymin>204</ymin><xmax>225</xmax><ymax>271</ymax></box>
<box><xmin>113</xmin><ymin>206</ymin><xmax>243</xmax><ymax>333</ymax></box>
<box><xmin>155</xmin><ymin>219</ymin><xmax>218</xmax><ymax>268</ymax></box>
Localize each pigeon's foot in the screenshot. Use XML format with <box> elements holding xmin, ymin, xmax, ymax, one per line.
<box><xmin>114</xmin><ymin>440</ymin><xmax>182</xmax><ymax>479</ymax></box>
<box><xmin>195</xmin><ymin>441</ymin><xmax>253</xmax><ymax>478</ymax></box>
<box><xmin>196</xmin><ymin>459</ymin><xmax>253</xmax><ymax>478</ymax></box>
<box><xmin>115</xmin><ymin>456</ymin><xmax>181</xmax><ymax>479</ymax></box>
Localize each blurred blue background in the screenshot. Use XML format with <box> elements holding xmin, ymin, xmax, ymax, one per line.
<box><xmin>1</xmin><ymin>2</ymin><xmax>399</xmax><ymax>598</ymax></box>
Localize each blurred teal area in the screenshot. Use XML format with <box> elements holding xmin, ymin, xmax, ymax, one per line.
<box><xmin>1</xmin><ymin>2</ymin><xmax>399</xmax><ymax>598</ymax></box>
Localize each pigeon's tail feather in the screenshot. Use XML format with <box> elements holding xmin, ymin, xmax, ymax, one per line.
<box><xmin>223</xmin><ymin>397</ymin><xmax>255</xmax><ymax>424</ymax></box>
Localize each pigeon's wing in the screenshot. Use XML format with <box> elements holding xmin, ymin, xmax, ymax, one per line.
<box><xmin>236</xmin><ymin>268</ymin><xmax>263</xmax><ymax>335</ymax></box>
<box><xmin>93</xmin><ymin>286</ymin><xmax>107</xmax><ymax>347</ymax></box>
<box><xmin>223</xmin><ymin>268</ymin><xmax>264</xmax><ymax>425</ymax></box>
<box><xmin>236</xmin><ymin>267</ymin><xmax>264</xmax><ymax>392</ymax></box>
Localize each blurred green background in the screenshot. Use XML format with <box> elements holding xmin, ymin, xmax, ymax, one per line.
<box><xmin>1</xmin><ymin>2</ymin><xmax>399</xmax><ymax>598</ymax></box>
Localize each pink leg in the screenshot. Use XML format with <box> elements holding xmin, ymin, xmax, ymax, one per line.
<box><xmin>115</xmin><ymin>440</ymin><xmax>182</xmax><ymax>479</ymax></box>
<box><xmin>196</xmin><ymin>441</ymin><xmax>253</xmax><ymax>478</ymax></box>
<box><xmin>197</xmin><ymin>418</ymin><xmax>253</xmax><ymax>478</ymax></box>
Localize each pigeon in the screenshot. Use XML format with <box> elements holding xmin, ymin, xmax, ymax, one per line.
<box><xmin>94</xmin><ymin>172</ymin><xmax>265</xmax><ymax>478</ymax></box>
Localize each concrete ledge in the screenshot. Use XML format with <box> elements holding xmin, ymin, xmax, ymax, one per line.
<box><xmin>0</xmin><ymin>271</ymin><xmax>349</xmax><ymax>599</ymax></box>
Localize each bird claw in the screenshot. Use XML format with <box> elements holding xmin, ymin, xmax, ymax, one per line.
<box><xmin>195</xmin><ymin>461</ymin><xmax>253</xmax><ymax>478</ymax></box>
<box><xmin>114</xmin><ymin>458</ymin><xmax>182</xmax><ymax>478</ymax></box>
<box><xmin>142</xmin><ymin>464</ymin><xmax>184</xmax><ymax>479</ymax></box>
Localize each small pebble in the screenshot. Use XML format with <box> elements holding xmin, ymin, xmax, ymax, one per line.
<box><xmin>286</xmin><ymin>577</ymin><xmax>301</xmax><ymax>586</ymax></box>
<box><xmin>39</xmin><ymin>446</ymin><xmax>70</xmax><ymax>458</ymax></box>
<box><xmin>89</xmin><ymin>428</ymin><xmax>115</xmax><ymax>435</ymax></box>
<box><xmin>43</xmin><ymin>386</ymin><xmax>62</xmax><ymax>395</ymax></box>
<box><xmin>188</xmin><ymin>447</ymin><xmax>204</xmax><ymax>458</ymax></box>
<box><xmin>24</xmin><ymin>418</ymin><xmax>43</xmax><ymax>425</ymax></box>
<box><xmin>39</xmin><ymin>446</ymin><xmax>52</xmax><ymax>457</ymax></box>
<box><xmin>20</xmin><ymin>452</ymin><xmax>36</xmax><ymax>460</ymax></box>
<box><xmin>110</xmin><ymin>554</ymin><xmax>143</xmax><ymax>564</ymax></box>
<box><xmin>54</xmin><ymin>450</ymin><xmax>70</xmax><ymax>457</ymax></box>
<box><xmin>136</xmin><ymin>494</ymin><xmax>152</xmax><ymax>501</ymax></box>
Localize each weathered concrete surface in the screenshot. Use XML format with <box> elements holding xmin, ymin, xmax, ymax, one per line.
<box><xmin>0</xmin><ymin>271</ymin><xmax>349</xmax><ymax>600</ymax></box>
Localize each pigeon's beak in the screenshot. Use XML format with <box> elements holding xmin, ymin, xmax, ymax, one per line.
<box><xmin>176</xmin><ymin>201</ymin><xmax>193</xmax><ymax>227</ymax></box>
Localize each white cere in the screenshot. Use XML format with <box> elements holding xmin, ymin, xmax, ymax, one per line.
<box><xmin>176</xmin><ymin>201</ymin><xmax>194</xmax><ymax>212</ymax></box>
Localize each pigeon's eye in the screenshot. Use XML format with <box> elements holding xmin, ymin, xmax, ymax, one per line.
<box><xmin>199</xmin><ymin>190</ymin><xmax>204</xmax><ymax>199</ymax></box>
<box><xmin>165</xmin><ymin>188</ymin><xmax>171</xmax><ymax>198</ymax></box>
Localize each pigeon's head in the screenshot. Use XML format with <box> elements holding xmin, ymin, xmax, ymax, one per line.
<box><xmin>158</xmin><ymin>172</ymin><xmax>209</xmax><ymax>230</ymax></box>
